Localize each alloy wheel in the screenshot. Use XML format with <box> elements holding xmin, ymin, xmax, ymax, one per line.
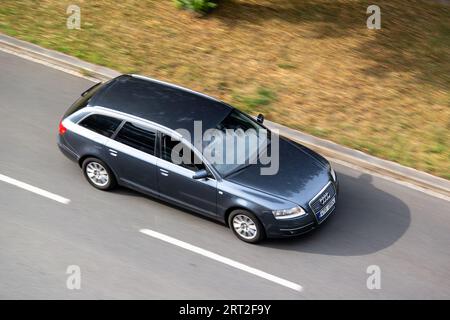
<box><xmin>85</xmin><ymin>161</ymin><xmax>109</xmax><ymax>187</ymax></box>
<box><xmin>232</xmin><ymin>214</ymin><xmax>258</xmax><ymax>240</ymax></box>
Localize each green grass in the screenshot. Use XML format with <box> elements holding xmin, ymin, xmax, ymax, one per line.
<box><xmin>233</xmin><ymin>87</ymin><xmax>277</xmax><ymax>113</ymax></box>
<box><xmin>79</xmin><ymin>68</ymin><xmax>96</xmax><ymax>78</ymax></box>
<box><xmin>0</xmin><ymin>0</ymin><xmax>448</xmax><ymax>179</ymax></box>
<box><xmin>277</xmin><ymin>63</ymin><xmax>296</xmax><ymax>70</ymax></box>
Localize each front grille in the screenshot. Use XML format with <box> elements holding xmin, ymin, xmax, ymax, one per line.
<box><xmin>309</xmin><ymin>182</ymin><xmax>336</xmax><ymax>214</ymax></box>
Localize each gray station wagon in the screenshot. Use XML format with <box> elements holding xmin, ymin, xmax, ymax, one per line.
<box><xmin>58</xmin><ymin>74</ymin><xmax>338</xmax><ymax>243</ymax></box>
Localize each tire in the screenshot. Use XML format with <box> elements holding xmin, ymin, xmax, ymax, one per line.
<box><xmin>228</xmin><ymin>209</ymin><xmax>265</xmax><ymax>243</ymax></box>
<box><xmin>82</xmin><ymin>157</ymin><xmax>116</xmax><ymax>191</ymax></box>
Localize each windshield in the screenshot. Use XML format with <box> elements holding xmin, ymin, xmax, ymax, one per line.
<box><xmin>204</xmin><ymin>109</ymin><xmax>270</xmax><ymax>177</ymax></box>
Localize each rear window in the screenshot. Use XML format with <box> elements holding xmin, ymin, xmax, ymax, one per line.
<box><xmin>115</xmin><ymin>122</ymin><xmax>156</xmax><ymax>155</ymax></box>
<box><xmin>63</xmin><ymin>82</ymin><xmax>105</xmax><ymax>118</ymax></box>
<box><xmin>78</xmin><ymin>114</ymin><xmax>122</xmax><ymax>137</ymax></box>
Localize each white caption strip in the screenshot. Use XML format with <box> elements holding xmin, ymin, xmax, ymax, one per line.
<box><xmin>140</xmin><ymin>228</ymin><xmax>303</xmax><ymax>292</ymax></box>
<box><xmin>0</xmin><ymin>174</ymin><xmax>70</xmax><ymax>204</ymax></box>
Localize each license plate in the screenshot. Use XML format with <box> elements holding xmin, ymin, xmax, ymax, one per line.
<box><xmin>317</xmin><ymin>197</ymin><xmax>336</xmax><ymax>219</ymax></box>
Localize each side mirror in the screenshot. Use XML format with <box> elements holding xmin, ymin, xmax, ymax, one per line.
<box><xmin>192</xmin><ymin>169</ymin><xmax>209</xmax><ymax>180</ymax></box>
<box><xmin>256</xmin><ymin>113</ymin><xmax>264</xmax><ymax>124</ymax></box>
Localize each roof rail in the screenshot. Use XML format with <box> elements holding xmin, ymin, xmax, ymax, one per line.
<box><xmin>129</xmin><ymin>74</ymin><xmax>222</xmax><ymax>103</ymax></box>
<box><xmin>92</xmin><ymin>105</ymin><xmax>183</xmax><ymax>139</ymax></box>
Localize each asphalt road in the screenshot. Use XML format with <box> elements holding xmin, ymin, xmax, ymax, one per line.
<box><xmin>1</xmin><ymin>50</ymin><xmax>449</xmax><ymax>299</ymax></box>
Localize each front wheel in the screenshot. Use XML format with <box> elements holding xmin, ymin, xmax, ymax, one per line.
<box><xmin>82</xmin><ymin>157</ymin><xmax>116</xmax><ymax>191</ymax></box>
<box><xmin>228</xmin><ymin>210</ymin><xmax>265</xmax><ymax>243</ymax></box>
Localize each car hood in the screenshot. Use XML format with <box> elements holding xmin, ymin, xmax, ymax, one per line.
<box><xmin>226</xmin><ymin>137</ymin><xmax>331</xmax><ymax>207</ymax></box>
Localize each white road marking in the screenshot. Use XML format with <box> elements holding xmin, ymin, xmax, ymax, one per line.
<box><xmin>139</xmin><ymin>228</ymin><xmax>303</xmax><ymax>292</ymax></box>
<box><xmin>0</xmin><ymin>174</ymin><xmax>70</xmax><ymax>204</ymax></box>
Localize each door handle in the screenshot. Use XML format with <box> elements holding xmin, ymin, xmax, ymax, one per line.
<box><xmin>159</xmin><ymin>168</ymin><xmax>169</xmax><ymax>176</ymax></box>
<box><xmin>109</xmin><ymin>149</ymin><xmax>118</xmax><ymax>157</ymax></box>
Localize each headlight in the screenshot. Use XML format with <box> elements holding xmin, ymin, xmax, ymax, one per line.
<box><xmin>272</xmin><ymin>206</ymin><xmax>307</xmax><ymax>220</ymax></box>
<box><xmin>330</xmin><ymin>167</ymin><xmax>337</xmax><ymax>182</ymax></box>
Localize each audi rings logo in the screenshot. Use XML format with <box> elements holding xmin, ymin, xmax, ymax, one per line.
<box><xmin>319</xmin><ymin>192</ymin><xmax>331</xmax><ymax>205</ymax></box>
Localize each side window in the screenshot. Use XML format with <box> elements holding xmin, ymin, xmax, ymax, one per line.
<box><xmin>78</xmin><ymin>114</ymin><xmax>122</xmax><ymax>137</ymax></box>
<box><xmin>161</xmin><ymin>134</ymin><xmax>205</xmax><ymax>172</ymax></box>
<box><xmin>115</xmin><ymin>122</ymin><xmax>156</xmax><ymax>155</ymax></box>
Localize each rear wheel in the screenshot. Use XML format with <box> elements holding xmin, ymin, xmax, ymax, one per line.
<box><xmin>228</xmin><ymin>209</ymin><xmax>265</xmax><ymax>243</ymax></box>
<box><xmin>82</xmin><ymin>157</ymin><xmax>116</xmax><ymax>191</ymax></box>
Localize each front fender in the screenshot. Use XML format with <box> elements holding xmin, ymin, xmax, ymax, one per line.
<box><xmin>216</xmin><ymin>180</ymin><xmax>297</xmax><ymax>222</ymax></box>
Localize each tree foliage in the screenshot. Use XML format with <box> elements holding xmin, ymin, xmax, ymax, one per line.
<box><xmin>174</xmin><ymin>0</ymin><xmax>217</xmax><ymax>14</ymax></box>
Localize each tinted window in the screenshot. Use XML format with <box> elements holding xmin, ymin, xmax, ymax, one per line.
<box><xmin>216</xmin><ymin>109</ymin><xmax>264</xmax><ymax>132</ymax></box>
<box><xmin>64</xmin><ymin>82</ymin><xmax>106</xmax><ymax>118</ymax></box>
<box><xmin>79</xmin><ymin>114</ymin><xmax>122</xmax><ymax>137</ymax></box>
<box><xmin>161</xmin><ymin>134</ymin><xmax>204</xmax><ymax>172</ymax></box>
<box><xmin>115</xmin><ymin>122</ymin><xmax>156</xmax><ymax>155</ymax></box>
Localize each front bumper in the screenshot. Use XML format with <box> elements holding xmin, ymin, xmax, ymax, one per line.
<box><xmin>261</xmin><ymin>180</ymin><xmax>339</xmax><ymax>238</ymax></box>
<box><xmin>261</xmin><ymin>213</ymin><xmax>318</xmax><ymax>238</ymax></box>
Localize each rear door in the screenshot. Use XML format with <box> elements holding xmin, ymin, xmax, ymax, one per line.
<box><xmin>64</xmin><ymin>113</ymin><xmax>122</xmax><ymax>160</ymax></box>
<box><xmin>105</xmin><ymin>121</ymin><xmax>158</xmax><ymax>196</ymax></box>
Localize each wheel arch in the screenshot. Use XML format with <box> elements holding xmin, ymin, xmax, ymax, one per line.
<box><xmin>78</xmin><ymin>154</ymin><xmax>94</xmax><ymax>168</ymax></box>
<box><xmin>78</xmin><ymin>154</ymin><xmax>120</xmax><ymax>183</ymax></box>
<box><xmin>224</xmin><ymin>206</ymin><xmax>259</xmax><ymax>227</ymax></box>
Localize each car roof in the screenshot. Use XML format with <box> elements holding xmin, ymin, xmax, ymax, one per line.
<box><xmin>90</xmin><ymin>74</ymin><xmax>233</xmax><ymax>140</ymax></box>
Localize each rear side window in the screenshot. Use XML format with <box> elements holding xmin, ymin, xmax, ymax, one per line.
<box><xmin>78</xmin><ymin>114</ymin><xmax>122</xmax><ymax>137</ymax></box>
<box><xmin>115</xmin><ymin>122</ymin><xmax>156</xmax><ymax>155</ymax></box>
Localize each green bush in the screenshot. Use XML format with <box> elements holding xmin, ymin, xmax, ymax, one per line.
<box><xmin>174</xmin><ymin>0</ymin><xmax>217</xmax><ymax>14</ymax></box>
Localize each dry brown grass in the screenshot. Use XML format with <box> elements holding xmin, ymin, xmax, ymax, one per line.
<box><xmin>1</xmin><ymin>0</ymin><xmax>449</xmax><ymax>178</ymax></box>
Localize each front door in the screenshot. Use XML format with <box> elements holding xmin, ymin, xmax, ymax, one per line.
<box><xmin>157</xmin><ymin>134</ymin><xmax>217</xmax><ymax>217</ymax></box>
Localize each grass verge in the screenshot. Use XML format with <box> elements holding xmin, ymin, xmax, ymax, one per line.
<box><xmin>1</xmin><ymin>0</ymin><xmax>448</xmax><ymax>178</ymax></box>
